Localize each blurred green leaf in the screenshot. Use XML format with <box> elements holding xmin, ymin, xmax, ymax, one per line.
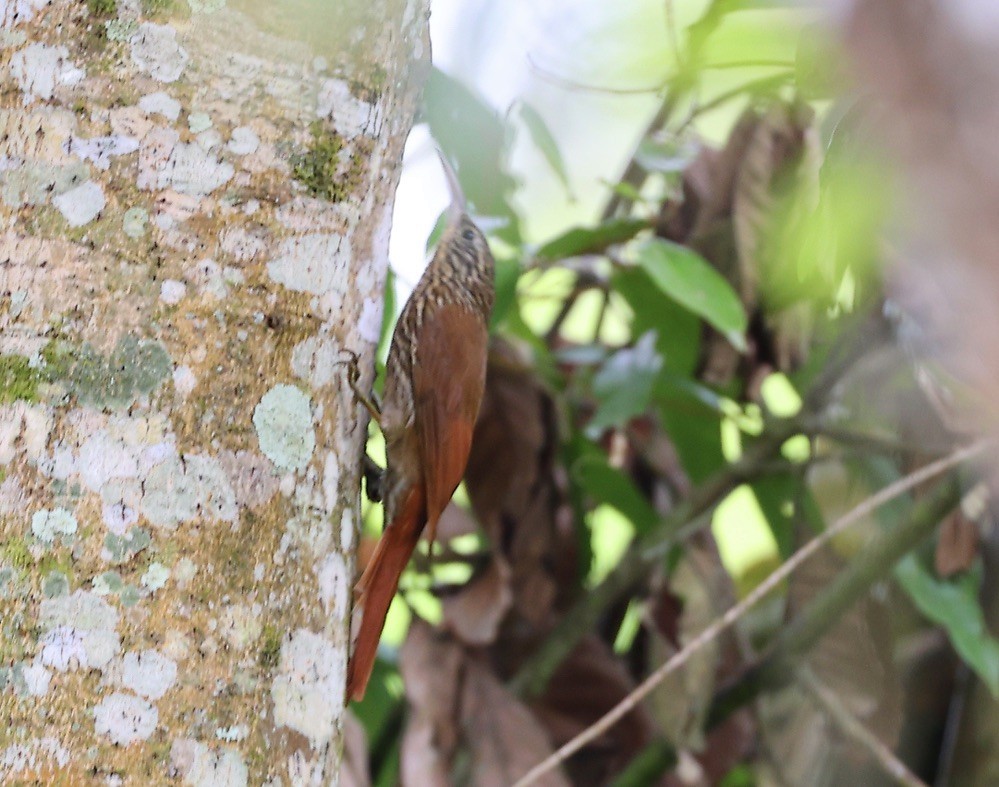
<box><xmin>588</xmin><ymin>331</ymin><xmax>663</xmax><ymax>436</ymax></box>
<box><xmin>517</xmin><ymin>101</ymin><xmax>572</xmax><ymax>193</ymax></box>
<box><xmin>490</xmin><ymin>256</ymin><xmax>521</xmax><ymax>330</ymax></box>
<box><xmin>751</xmin><ymin>472</ymin><xmax>801</xmax><ymax>558</ymax></box>
<box><xmin>613</xmin><ymin>267</ymin><xmax>701</xmax><ymax>375</ymax></box>
<box><xmin>374</xmin><ymin>266</ymin><xmax>396</xmax><ymax>391</ymax></box>
<box><xmin>536</xmin><ymin>218</ymin><xmax>650</xmax><ymax>263</ymax></box>
<box><xmin>656</xmin><ymin>377</ymin><xmax>726</xmax><ymax>484</ymax></box>
<box><xmin>634</xmin><ymin>138</ymin><xmax>697</xmax><ymax>174</ymax></box>
<box><xmin>425</xmin><ymin>209</ymin><xmax>447</xmax><ymax>253</ymax></box>
<box><xmin>895</xmin><ymin>555</ymin><xmax>999</xmax><ymax>695</ymax></box>
<box><xmin>573</xmin><ymin>455</ymin><xmax>659</xmax><ymax>536</ymax></box>
<box><xmin>424</xmin><ymin>68</ymin><xmax>521</xmax><ymax>245</ymax></box>
<box><xmin>353</xmin><ymin>656</ymin><xmax>403</xmax><ymax>745</ymax></box>
<box><xmin>635</xmin><ymin>238</ymin><xmax>748</xmax><ymax>351</ymax></box>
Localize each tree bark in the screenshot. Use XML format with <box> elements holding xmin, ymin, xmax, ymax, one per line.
<box><xmin>0</xmin><ymin>0</ymin><xmax>428</xmax><ymax>783</ymax></box>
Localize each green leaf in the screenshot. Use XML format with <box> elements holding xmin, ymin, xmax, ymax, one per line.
<box><xmin>489</xmin><ymin>255</ymin><xmax>520</xmax><ymax>330</ymax></box>
<box><xmin>424</xmin><ymin>68</ymin><xmax>521</xmax><ymax>245</ymax></box>
<box><xmin>588</xmin><ymin>331</ymin><xmax>663</xmax><ymax>436</ymax></box>
<box><xmin>536</xmin><ymin>218</ymin><xmax>650</xmax><ymax>263</ymax></box>
<box><xmin>895</xmin><ymin>555</ymin><xmax>999</xmax><ymax>694</ymax></box>
<box><xmin>613</xmin><ymin>267</ymin><xmax>700</xmax><ymax>375</ymax></box>
<box><xmin>634</xmin><ymin>138</ymin><xmax>696</xmax><ymax>174</ymax></box>
<box><xmin>572</xmin><ymin>455</ymin><xmax>659</xmax><ymax>536</ymax></box>
<box><xmin>635</xmin><ymin>238</ymin><xmax>748</xmax><ymax>351</ymax></box>
<box><xmin>517</xmin><ymin>102</ymin><xmax>571</xmax><ymax>193</ymax></box>
<box><xmin>655</xmin><ymin>377</ymin><xmax>726</xmax><ymax>484</ymax></box>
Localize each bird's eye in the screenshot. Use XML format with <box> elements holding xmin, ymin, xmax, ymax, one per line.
<box><xmin>462</xmin><ymin>228</ymin><xmax>476</xmax><ymax>241</ymax></box>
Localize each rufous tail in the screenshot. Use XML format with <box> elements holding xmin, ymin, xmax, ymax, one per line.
<box><xmin>346</xmin><ymin>485</ymin><xmax>426</xmax><ymax>702</ymax></box>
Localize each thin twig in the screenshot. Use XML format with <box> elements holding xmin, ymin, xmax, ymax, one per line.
<box><xmin>512</xmin><ymin>441</ymin><xmax>988</xmax><ymax>787</ymax></box>
<box><xmin>798</xmin><ymin>667</ymin><xmax>929</xmax><ymax>787</ymax></box>
<box><xmin>526</xmin><ymin>53</ymin><xmax>665</xmax><ymax>95</ymax></box>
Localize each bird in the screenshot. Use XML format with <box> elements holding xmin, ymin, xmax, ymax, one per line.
<box><xmin>345</xmin><ymin>152</ymin><xmax>495</xmax><ymax>702</ymax></box>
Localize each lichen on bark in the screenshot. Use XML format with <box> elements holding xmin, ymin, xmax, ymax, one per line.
<box><xmin>0</xmin><ymin>0</ymin><xmax>429</xmax><ymax>782</ymax></box>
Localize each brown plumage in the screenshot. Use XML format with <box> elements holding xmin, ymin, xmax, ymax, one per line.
<box><xmin>346</xmin><ymin>156</ymin><xmax>495</xmax><ymax>702</ymax></box>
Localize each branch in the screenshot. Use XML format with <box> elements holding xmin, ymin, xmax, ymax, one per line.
<box><xmin>511</xmin><ymin>442</ymin><xmax>985</xmax><ymax>787</ymax></box>
<box><xmin>509</xmin><ymin>420</ymin><xmax>799</xmax><ymax>698</ymax></box>
<box><xmin>798</xmin><ymin>667</ymin><xmax>929</xmax><ymax>787</ymax></box>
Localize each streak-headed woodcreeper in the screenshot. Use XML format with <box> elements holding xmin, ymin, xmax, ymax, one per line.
<box><xmin>345</xmin><ymin>155</ymin><xmax>495</xmax><ymax>701</ymax></box>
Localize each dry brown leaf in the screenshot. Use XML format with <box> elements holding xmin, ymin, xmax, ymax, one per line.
<box><xmin>760</xmin><ymin>523</ymin><xmax>902</xmax><ymax>785</ymax></box>
<box><xmin>460</xmin><ymin>658</ymin><xmax>571</xmax><ymax>787</ymax></box>
<box><xmin>435</xmin><ymin>500</ymin><xmax>479</xmax><ymax>542</ymax></box>
<box><xmin>401</xmin><ymin>714</ymin><xmax>451</xmax><ymax>787</ymax></box>
<box><xmin>341</xmin><ymin>712</ymin><xmax>371</xmax><ymax>787</ymax></box>
<box><xmin>465</xmin><ymin>339</ymin><xmax>575</xmax><ymax>642</ymax></box>
<box><xmin>399</xmin><ymin>618</ymin><xmax>465</xmax><ymax>784</ymax></box>
<box><xmin>530</xmin><ymin>635</ymin><xmax>658</xmax><ymax>787</ymax></box>
<box><xmin>935</xmin><ymin>511</ymin><xmax>979</xmax><ymax>578</ymax></box>
<box><xmin>441</xmin><ymin>554</ymin><xmax>513</xmax><ymax>646</ymax></box>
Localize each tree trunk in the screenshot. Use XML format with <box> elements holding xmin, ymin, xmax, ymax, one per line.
<box><xmin>0</xmin><ymin>0</ymin><xmax>428</xmax><ymax>783</ymax></box>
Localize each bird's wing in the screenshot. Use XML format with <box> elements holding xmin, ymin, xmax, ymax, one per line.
<box><xmin>412</xmin><ymin>303</ymin><xmax>488</xmax><ymax>544</ymax></box>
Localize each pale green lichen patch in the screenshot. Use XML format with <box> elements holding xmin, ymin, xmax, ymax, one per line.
<box><xmin>120</xmin><ymin>648</ymin><xmax>177</xmax><ymax>699</ymax></box>
<box><xmin>0</xmin><ymin>162</ymin><xmax>89</xmax><ymax>209</ymax></box>
<box><xmin>42</xmin><ymin>335</ymin><xmax>171</xmax><ymax>410</ymax></box>
<box><xmin>106</xmin><ymin>18</ymin><xmax>138</xmax><ymax>42</ymax></box>
<box><xmin>140</xmin><ymin>562</ymin><xmax>169</xmax><ymax>591</ymax></box>
<box><xmin>42</xmin><ymin>571</ymin><xmax>69</xmax><ymax>598</ymax></box>
<box><xmin>170</xmin><ymin>739</ymin><xmax>248</xmax><ymax>786</ymax></box>
<box><xmin>140</xmin><ymin>453</ymin><xmax>237</xmax><ymax>530</ymax></box>
<box><xmin>270</xmin><ymin>628</ymin><xmax>343</xmax><ymax>747</ymax></box>
<box><xmin>52</xmin><ymin>180</ymin><xmax>105</xmax><ymax>227</ymax></box>
<box><xmin>186</xmin><ymin>0</ymin><xmax>226</xmax><ymax>14</ymax></box>
<box><xmin>9</xmin><ymin>43</ymin><xmax>84</xmax><ymax>103</ymax></box>
<box><xmin>39</xmin><ymin>590</ymin><xmax>121</xmax><ymax>670</ymax></box>
<box><xmin>129</xmin><ymin>22</ymin><xmax>189</xmax><ymax>83</ymax></box>
<box><xmin>187</xmin><ymin>111</ymin><xmax>212</xmax><ymax>133</ymax></box>
<box><xmin>92</xmin><ymin>571</ymin><xmax>123</xmax><ymax>596</ymax></box>
<box><xmin>120</xmin><ymin>584</ymin><xmax>141</xmax><ymax>607</ymax></box>
<box><xmin>30</xmin><ymin>508</ymin><xmax>78</xmax><ymax>545</ymax></box>
<box><xmin>103</xmin><ymin>527</ymin><xmax>152</xmax><ymax>564</ymax></box>
<box><xmin>252</xmin><ymin>385</ymin><xmax>315</xmax><ymax>472</ymax></box>
<box><xmin>122</xmin><ymin>207</ymin><xmax>148</xmax><ymax>238</ymax></box>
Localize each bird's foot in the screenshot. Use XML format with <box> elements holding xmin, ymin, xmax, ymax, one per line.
<box><xmin>363</xmin><ymin>455</ymin><xmax>384</xmax><ymax>503</ymax></box>
<box><xmin>338</xmin><ymin>350</ymin><xmax>382</xmax><ymax>424</ymax></box>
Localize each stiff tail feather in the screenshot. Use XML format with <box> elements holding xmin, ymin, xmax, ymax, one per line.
<box><xmin>346</xmin><ymin>485</ymin><xmax>426</xmax><ymax>702</ymax></box>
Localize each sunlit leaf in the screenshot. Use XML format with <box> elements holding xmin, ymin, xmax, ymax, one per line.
<box><xmin>517</xmin><ymin>101</ymin><xmax>572</xmax><ymax>193</ymax></box>
<box><xmin>635</xmin><ymin>238</ymin><xmax>748</xmax><ymax>351</ymax></box>
<box><xmin>587</xmin><ymin>505</ymin><xmax>635</xmax><ymax>585</ymax></box>
<box><xmin>588</xmin><ymin>330</ymin><xmax>663</xmax><ymax>435</ymax></box>
<box><xmin>895</xmin><ymin>555</ymin><xmax>999</xmax><ymax>694</ymax></box>
<box><xmin>573</xmin><ymin>455</ymin><xmax>659</xmax><ymax>536</ymax></box>
<box><xmin>536</xmin><ymin>218</ymin><xmax>650</xmax><ymax>263</ymax></box>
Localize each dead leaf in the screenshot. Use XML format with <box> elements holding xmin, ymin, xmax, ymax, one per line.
<box><xmin>935</xmin><ymin>511</ymin><xmax>979</xmax><ymax>578</ymax></box>
<box><xmin>341</xmin><ymin>712</ymin><xmax>371</xmax><ymax>787</ymax></box>
<box><xmin>465</xmin><ymin>340</ymin><xmax>576</xmax><ymax>636</ymax></box>
<box><xmin>399</xmin><ymin>620</ymin><xmax>464</xmax><ymax>786</ymax></box>
<box><xmin>530</xmin><ymin>635</ymin><xmax>658</xmax><ymax>786</ymax></box>
<box><xmin>442</xmin><ymin>554</ymin><xmax>513</xmax><ymax>646</ymax></box>
<box><xmin>460</xmin><ymin>658</ymin><xmax>571</xmax><ymax>787</ymax></box>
